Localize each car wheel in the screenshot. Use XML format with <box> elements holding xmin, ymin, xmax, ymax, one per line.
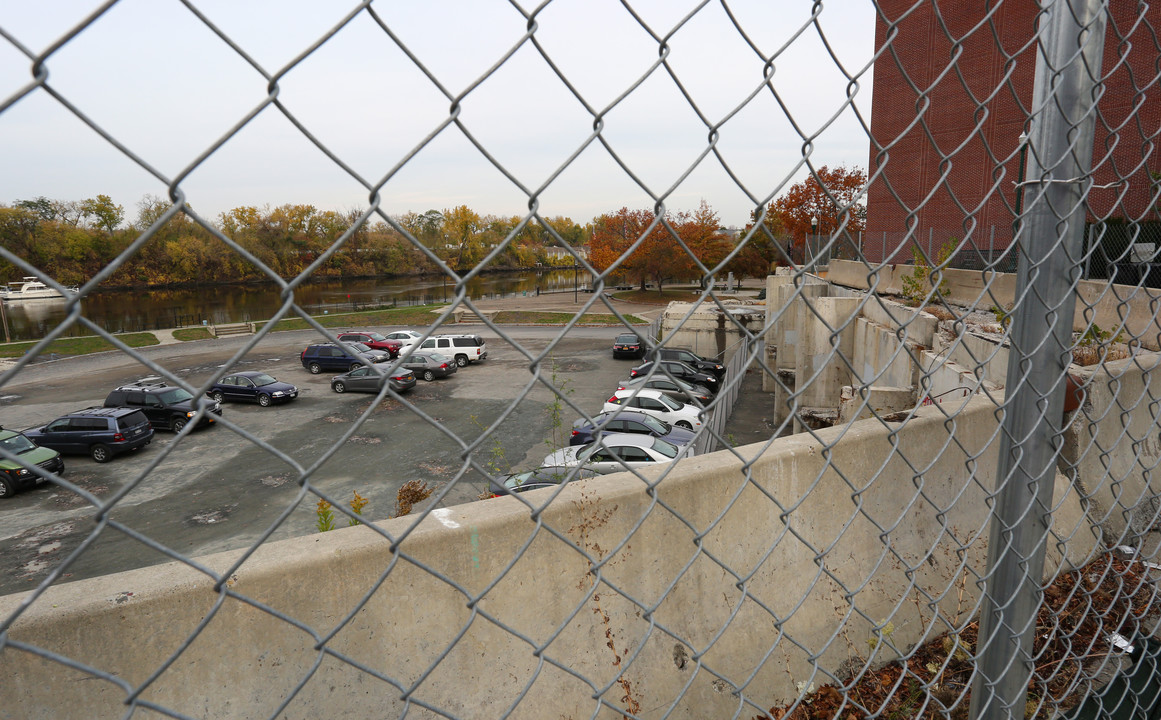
<box><xmin>350</xmin><ymin>362</ymin><xmax>363</xmax><ymax>372</ymax></box>
<box><xmin>258</xmin><ymin>393</ymin><xmax>272</xmax><ymax>407</ymax></box>
<box><xmin>333</xmin><ymin>381</ymin><xmax>346</xmax><ymax>393</ymax></box>
<box><xmin>308</xmin><ymin>362</ymin><xmax>322</xmax><ymax>374</ymax></box>
<box><xmin>455</xmin><ymin>355</ymin><xmax>468</xmax><ymax>367</ymax></box>
<box><xmin>210</xmin><ymin>390</ymin><xmax>224</xmax><ymax>402</ymax></box>
<box><xmin>90</xmin><ymin>444</ymin><xmax>112</xmax><ymax>463</ymax></box>
<box><xmin>0</xmin><ymin>476</ymin><xmax>13</xmax><ymax>499</ymax></box>
<box><xmin>675</xmin><ymin>421</ymin><xmax>693</xmax><ymax>430</ymax></box>
<box><xmin>172</xmin><ymin>417</ymin><xmax>188</xmax><ymax>433</ymax></box>
<box><xmin>423</xmin><ymin>370</ymin><xmax>435</xmax><ymax>382</ymax></box>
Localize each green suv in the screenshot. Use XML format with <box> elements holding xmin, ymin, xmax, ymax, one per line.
<box><xmin>0</xmin><ymin>427</ymin><xmax>65</xmax><ymax>499</ymax></box>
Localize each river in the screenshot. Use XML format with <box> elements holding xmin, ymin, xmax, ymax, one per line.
<box><xmin>0</xmin><ymin>269</ymin><xmax>588</xmax><ymax>342</ymax></box>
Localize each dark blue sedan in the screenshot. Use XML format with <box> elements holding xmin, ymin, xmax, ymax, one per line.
<box><xmin>209</xmin><ymin>371</ymin><xmax>299</xmax><ymax>407</ymax></box>
<box><xmin>569</xmin><ymin>410</ymin><xmax>697</xmax><ymax>447</ymax></box>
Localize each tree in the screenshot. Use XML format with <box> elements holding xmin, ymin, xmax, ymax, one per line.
<box><xmin>14</xmin><ymin>197</ymin><xmax>58</xmax><ymax>222</ymax></box>
<box><xmin>80</xmin><ymin>194</ymin><xmax>124</xmax><ymax>234</ymax></box>
<box><xmin>765</xmin><ymin>165</ymin><xmax>867</xmax><ymax>258</ymax></box>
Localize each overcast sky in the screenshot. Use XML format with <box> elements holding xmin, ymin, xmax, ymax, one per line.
<box><xmin>0</xmin><ymin>1</ymin><xmax>875</xmax><ymax>229</ymax></box>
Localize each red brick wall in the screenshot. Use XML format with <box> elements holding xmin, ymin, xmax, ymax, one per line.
<box><xmin>866</xmin><ymin>1</ymin><xmax>1161</xmax><ymax>263</ymax></box>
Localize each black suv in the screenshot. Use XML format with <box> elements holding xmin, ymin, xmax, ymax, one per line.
<box><xmin>300</xmin><ymin>342</ymin><xmax>388</xmax><ymax>374</ymax></box>
<box><xmin>645</xmin><ymin>347</ymin><xmax>725</xmax><ymax>379</ymax></box>
<box><xmin>24</xmin><ymin>407</ymin><xmax>153</xmax><ymax>462</ymax></box>
<box><xmin>103</xmin><ymin>381</ymin><xmax>222</xmax><ymax>433</ymax></box>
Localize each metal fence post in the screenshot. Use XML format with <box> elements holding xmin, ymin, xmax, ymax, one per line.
<box><xmin>970</xmin><ymin>2</ymin><xmax>1108</xmax><ymax>719</ymax></box>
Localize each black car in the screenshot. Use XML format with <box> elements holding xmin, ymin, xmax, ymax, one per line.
<box><xmin>485</xmin><ymin>466</ymin><xmax>601</xmax><ymax>498</ymax></box>
<box><xmin>645</xmin><ymin>347</ymin><xmax>725</xmax><ymax>379</ymax></box>
<box><xmin>612</xmin><ymin>333</ymin><xmax>646</xmax><ymax>359</ymax></box>
<box><xmin>629</xmin><ymin>360</ymin><xmax>719</xmax><ymax>394</ymax></box>
<box><xmin>24</xmin><ymin>407</ymin><xmax>153</xmax><ymax>463</ymax></box>
<box><xmin>330</xmin><ymin>366</ymin><xmax>417</xmax><ymax>394</ymax></box>
<box><xmin>209</xmin><ymin>371</ymin><xmax>298</xmax><ymax>406</ymax></box>
<box><xmin>300</xmin><ymin>342</ymin><xmax>390</xmax><ymax>374</ymax></box>
<box><xmin>569</xmin><ymin>410</ymin><xmax>697</xmax><ymax>447</ymax></box>
<box><xmin>399</xmin><ymin>351</ymin><xmax>457</xmax><ymax>381</ymax></box>
<box><xmin>103</xmin><ymin>381</ymin><xmax>222</xmax><ymax>433</ymax></box>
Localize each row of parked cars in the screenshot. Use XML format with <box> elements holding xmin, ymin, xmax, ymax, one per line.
<box><xmin>488</xmin><ymin>337</ymin><xmax>726</xmax><ymax>497</ymax></box>
<box><xmin>0</xmin><ymin>329</ymin><xmax>489</xmax><ymax>499</ymax></box>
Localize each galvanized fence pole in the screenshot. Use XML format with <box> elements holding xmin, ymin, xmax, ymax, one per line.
<box><xmin>970</xmin><ymin>1</ymin><xmax>1108</xmax><ymax>719</ymax></box>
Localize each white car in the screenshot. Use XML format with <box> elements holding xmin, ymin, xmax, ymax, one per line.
<box><xmin>603</xmin><ymin>389</ymin><xmax>704</xmax><ymax>430</ymax></box>
<box><xmin>384</xmin><ymin>329</ymin><xmax>424</xmax><ymax>347</ymax></box>
<box><xmin>542</xmin><ymin>433</ymin><xmax>695</xmax><ymax>475</ymax></box>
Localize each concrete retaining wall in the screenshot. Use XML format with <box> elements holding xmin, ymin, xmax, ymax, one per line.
<box><xmin>1063</xmin><ymin>352</ymin><xmax>1161</xmax><ymax>543</ymax></box>
<box><xmin>1</xmin><ymin>399</ymin><xmax>1098</xmax><ymax>719</ymax></box>
<box><xmin>829</xmin><ymin>259</ymin><xmax>1161</xmax><ymax>350</ymax></box>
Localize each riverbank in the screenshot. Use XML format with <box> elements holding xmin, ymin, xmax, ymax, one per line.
<box><xmin>0</xmin><ymin>291</ymin><xmax>670</xmax><ymax>361</ymax></box>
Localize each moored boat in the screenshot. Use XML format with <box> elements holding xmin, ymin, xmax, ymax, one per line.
<box><xmin>0</xmin><ymin>277</ymin><xmax>77</xmax><ymax>301</ymax></box>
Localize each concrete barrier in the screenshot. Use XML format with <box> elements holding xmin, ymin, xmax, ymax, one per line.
<box><xmin>828</xmin><ymin>259</ymin><xmax>1161</xmax><ymax>350</ymax></box>
<box><xmin>1</xmin><ymin>397</ymin><xmax>1098</xmax><ymax>719</ymax></box>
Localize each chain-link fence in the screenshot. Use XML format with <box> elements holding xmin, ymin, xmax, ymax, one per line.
<box><xmin>3</xmin><ymin>1</ymin><xmax>1161</xmax><ymax>719</ymax></box>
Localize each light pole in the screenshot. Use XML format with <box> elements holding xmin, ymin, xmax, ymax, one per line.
<box><xmin>810</xmin><ymin>215</ymin><xmax>818</xmax><ymax>264</ymax></box>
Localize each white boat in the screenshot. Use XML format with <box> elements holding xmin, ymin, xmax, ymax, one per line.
<box><xmin>0</xmin><ymin>277</ymin><xmax>77</xmax><ymax>302</ymax></box>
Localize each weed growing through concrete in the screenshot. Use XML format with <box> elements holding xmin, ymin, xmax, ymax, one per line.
<box><xmin>544</xmin><ymin>356</ymin><xmax>574</xmax><ymax>452</ymax></box>
<box><xmin>315</xmin><ymin>498</ymin><xmax>335</xmax><ymax>533</ymax></box>
<box><xmin>348</xmin><ymin>490</ymin><xmax>368</xmax><ymax>526</ymax></box>
<box><xmin>471</xmin><ymin>414</ymin><xmax>510</xmax><ymax>477</ymax></box>
<box><xmin>901</xmin><ymin>240</ymin><xmax>955</xmax><ymax>307</ymax></box>
<box><xmin>394</xmin><ymin>480</ymin><xmax>435</xmax><ymax>517</ymax></box>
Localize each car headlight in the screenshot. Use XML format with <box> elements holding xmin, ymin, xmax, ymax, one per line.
<box><xmin>272</xmin><ymin>391</ymin><xmax>284</xmax><ymax>397</ymax></box>
<box><xmin>7</xmin><ymin>467</ymin><xmax>29</xmax><ymax>477</ymax></box>
<box><xmin>186</xmin><ymin>411</ymin><xmax>196</xmax><ymax>418</ymax></box>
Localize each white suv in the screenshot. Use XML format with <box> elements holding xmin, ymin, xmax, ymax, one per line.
<box><xmin>416</xmin><ymin>334</ymin><xmax>487</xmax><ymax>367</ymax></box>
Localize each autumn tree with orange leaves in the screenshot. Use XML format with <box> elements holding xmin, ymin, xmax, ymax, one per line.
<box><xmin>763</xmin><ymin>165</ymin><xmax>867</xmax><ymax>261</ymax></box>
<box><xmin>591</xmin><ymin>204</ymin><xmax>738</xmax><ymax>293</ymax></box>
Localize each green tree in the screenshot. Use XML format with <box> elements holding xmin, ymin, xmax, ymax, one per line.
<box><xmin>80</xmin><ymin>194</ymin><xmax>124</xmax><ymax>234</ymax></box>
<box><xmin>14</xmin><ymin>196</ymin><xmax>57</xmax><ymax>222</ymax></box>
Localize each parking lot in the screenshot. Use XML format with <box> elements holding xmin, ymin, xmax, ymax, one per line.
<box><xmin>0</xmin><ymin>326</ymin><xmax>652</xmax><ymax>596</ymax></box>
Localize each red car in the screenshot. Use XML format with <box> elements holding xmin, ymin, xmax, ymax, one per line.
<box><xmin>336</xmin><ymin>331</ymin><xmax>403</xmax><ymax>357</ymax></box>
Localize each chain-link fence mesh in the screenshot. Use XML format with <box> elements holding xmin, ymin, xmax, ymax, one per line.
<box><xmin>3</xmin><ymin>1</ymin><xmax>1161</xmax><ymax>719</ymax></box>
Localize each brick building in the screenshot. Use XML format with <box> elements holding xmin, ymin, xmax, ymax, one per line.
<box><xmin>865</xmin><ymin>1</ymin><xmax>1161</xmax><ymax>266</ymax></box>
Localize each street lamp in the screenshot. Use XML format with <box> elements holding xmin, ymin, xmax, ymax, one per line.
<box><xmin>810</xmin><ymin>215</ymin><xmax>819</xmax><ymax>264</ymax></box>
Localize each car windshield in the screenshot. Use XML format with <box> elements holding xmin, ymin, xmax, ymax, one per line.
<box><xmin>252</xmin><ymin>373</ymin><xmax>278</xmax><ymax>386</ymax></box>
<box><xmin>159</xmin><ymin>388</ymin><xmax>193</xmax><ymax>404</ymax></box>
<box><xmin>641</xmin><ymin>415</ymin><xmax>669</xmax><ymax>434</ymax></box>
<box><xmin>0</xmin><ymin>432</ymin><xmax>37</xmax><ymax>455</ymax></box>
<box><xmin>504</xmin><ymin>470</ymin><xmax>540</xmax><ymax>489</ymax></box>
<box><xmin>657</xmin><ymin>394</ymin><xmax>683</xmax><ymax>411</ymax></box>
<box><xmin>651</xmin><ymin>437</ymin><xmax>680</xmax><ymax>458</ymax></box>
<box><xmin>616</xmin><ymin>334</ymin><xmax>638</xmax><ymax>343</ymax></box>
<box><xmin>347</xmin><ymin>343</ymin><xmax>371</xmax><ymax>352</ymax></box>
<box><xmin>365</xmin><ymin>333</ymin><xmax>387</xmax><ymax>341</ymax></box>
<box><xmin>427</xmin><ymin>352</ymin><xmax>450</xmax><ymax>363</ymax></box>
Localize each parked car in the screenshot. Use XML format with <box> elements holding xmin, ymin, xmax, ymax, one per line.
<box><xmin>330</xmin><ymin>366</ymin><xmax>416</xmax><ymax>394</ymax></box>
<box><xmin>23</xmin><ymin>407</ymin><xmax>153</xmax><ymax>463</ymax></box>
<box><xmin>384</xmin><ymin>329</ymin><xmax>424</xmax><ymax>347</ymax></box>
<box><xmin>485</xmin><ymin>466</ymin><xmax>600</xmax><ymax>498</ymax></box>
<box><xmin>399</xmin><ymin>351</ymin><xmax>457</xmax><ymax>381</ymax></box>
<box><xmin>209</xmin><ymin>371</ymin><xmax>298</xmax><ymax>406</ymax></box>
<box><xmin>104</xmin><ymin>381</ymin><xmax>221</xmax><ymax>433</ymax></box>
<box><xmin>645</xmin><ymin>347</ymin><xmax>725</xmax><ymax>379</ymax></box>
<box><xmin>415</xmin><ymin>334</ymin><xmax>487</xmax><ymax>367</ymax></box>
<box><xmin>616</xmin><ymin>375</ymin><xmax>713</xmax><ymax>406</ymax></box>
<box><xmin>336</xmin><ymin>331</ymin><xmax>404</xmax><ymax>357</ymax></box>
<box><xmin>570</xmin><ymin>410</ymin><xmax>696</xmax><ymax>447</ymax></box>
<box><xmin>630</xmin><ymin>360</ymin><xmax>719</xmax><ymax>394</ymax></box>
<box><xmin>542</xmin><ymin>433</ymin><xmax>695</xmax><ymax>475</ymax></box>
<box><xmin>612</xmin><ymin>332</ymin><xmax>646</xmax><ymax>359</ymax></box>
<box><xmin>0</xmin><ymin>427</ymin><xmax>65</xmax><ymax>498</ymax></box>
<box><xmin>300</xmin><ymin>342</ymin><xmax>389</xmax><ymax>374</ymax></box>
<box><xmin>603</xmin><ymin>389</ymin><xmax>703</xmax><ymax>430</ymax></box>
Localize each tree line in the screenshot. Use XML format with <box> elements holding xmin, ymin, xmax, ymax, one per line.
<box><xmin>0</xmin><ymin>166</ymin><xmax>866</xmax><ymax>290</ymax></box>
